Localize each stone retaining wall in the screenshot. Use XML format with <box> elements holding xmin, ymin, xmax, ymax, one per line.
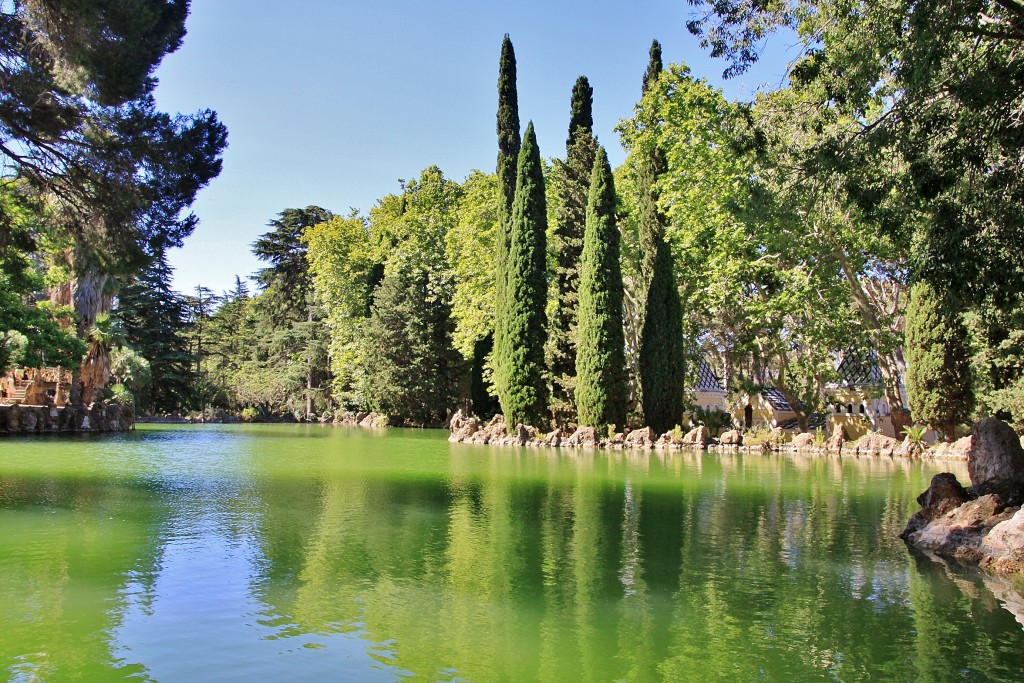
<box><xmin>0</xmin><ymin>401</ymin><xmax>135</xmax><ymax>435</ymax></box>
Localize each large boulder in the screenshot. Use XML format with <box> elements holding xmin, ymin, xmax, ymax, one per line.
<box><xmin>790</xmin><ymin>432</ymin><xmax>815</xmax><ymax>449</ymax></box>
<box><xmin>448</xmin><ymin>409</ymin><xmax>481</xmax><ymax>443</ymax></box>
<box><xmin>681</xmin><ymin>425</ymin><xmax>710</xmax><ymax>447</ymax></box>
<box><xmin>853</xmin><ymin>432</ymin><xmax>902</xmax><ymax>456</ymax></box>
<box><xmin>720</xmin><ymin>429</ymin><xmax>743</xmax><ymax>446</ymax></box>
<box><xmin>826</xmin><ymin>424</ymin><xmax>847</xmax><ymax>452</ymax></box>
<box><xmin>565</xmin><ymin>426</ymin><xmax>600</xmax><ymax>447</ymax></box>
<box><xmin>546</xmin><ymin>428</ymin><xmax>563</xmax><ymax>447</ymax></box>
<box><xmin>466</xmin><ymin>414</ymin><xmax>507</xmax><ymax>445</ymax></box>
<box><xmin>906</xmin><ymin>494</ymin><xmax>1015</xmax><ymax>561</ymax></box>
<box><xmin>968</xmin><ymin>417</ymin><xmax>1024</xmax><ymax>488</ymax></box>
<box><xmin>901</xmin><ymin>472</ymin><xmax>969</xmax><ymax>539</ymax></box>
<box><xmin>625</xmin><ymin>427</ymin><xmax>656</xmax><ymax>448</ymax></box>
<box><xmin>931</xmin><ymin>435</ymin><xmax>973</xmax><ymax>460</ymax></box>
<box><xmin>981</xmin><ymin>509</ymin><xmax>1024</xmax><ymax>572</ymax></box>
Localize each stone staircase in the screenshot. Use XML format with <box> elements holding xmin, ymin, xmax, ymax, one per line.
<box><xmin>1</xmin><ymin>385</ymin><xmax>28</xmax><ymax>405</ymax></box>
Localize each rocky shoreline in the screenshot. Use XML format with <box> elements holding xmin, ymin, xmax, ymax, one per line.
<box><xmin>444</xmin><ymin>409</ymin><xmax>973</xmax><ymax>459</ymax></box>
<box><xmin>0</xmin><ymin>401</ymin><xmax>134</xmax><ymax>434</ymax></box>
<box><xmin>901</xmin><ymin>418</ymin><xmax>1024</xmax><ymax>574</ymax></box>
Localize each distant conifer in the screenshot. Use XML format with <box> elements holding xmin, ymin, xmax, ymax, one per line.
<box><xmin>547</xmin><ymin>76</ymin><xmax>597</xmax><ymax>425</ymax></box>
<box><xmin>642</xmin><ymin>39</ymin><xmax>663</xmax><ymax>95</ymax></box>
<box><xmin>575</xmin><ymin>146</ymin><xmax>628</xmax><ymax>430</ymax></box>
<box><xmin>493</xmin><ymin>34</ymin><xmax>521</xmax><ymax>409</ymax></box>
<box><xmin>498</xmin><ymin>122</ymin><xmax>549</xmax><ymax>426</ymax></box>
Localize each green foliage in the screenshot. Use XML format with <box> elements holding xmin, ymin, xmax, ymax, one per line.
<box><xmin>303</xmin><ymin>214</ymin><xmax>378</xmax><ymax>402</ymax></box>
<box><xmin>547</xmin><ymin>77</ymin><xmax>598</xmax><ymax>425</ymax></box>
<box><xmin>693</xmin><ymin>406</ymin><xmax>733</xmax><ymax>437</ymax></box>
<box><xmin>108</xmin><ymin>383</ymin><xmax>135</xmax><ymax>407</ymax></box>
<box><xmin>567</xmin><ymin>75</ymin><xmax>595</xmax><ymax>148</ymax></box>
<box><xmin>687</xmin><ymin>0</ymin><xmax>1024</xmax><ymax>311</ymax></box>
<box><xmin>902</xmin><ymin>424</ymin><xmax>928</xmax><ymax>446</ymax></box>
<box><xmin>494</xmin><ymin>34</ymin><xmax>521</xmax><ymax>405</ymax></box>
<box><xmin>575</xmin><ymin>147</ymin><xmax>628</xmax><ymax>430</ymax></box>
<box><xmin>253</xmin><ymin>207</ymin><xmax>333</xmax><ymax>320</ymax></box>
<box><xmin>109</xmin><ymin>346</ymin><xmax>152</xmax><ymax>392</ymax></box>
<box><xmin>113</xmin><ymin>249</ymin><xmax>195</xmax><ymax>413</ymax></box>
<box><xmin>359</xmin><ymin>268</ymin><xmax>464</xmax><ymax>425</ymax></box>
<box><xmin>642</xmin><ymin>39</ymin><xmax>663</xmax><ymax>95</ymax></box>
<box><xmin>447</xmin><ymin>171</ymin><xmax>500</xmax><ymax>357</ymax></box>
<box><xmin>639</xmin><ymin>236</ymin><xmax>684</xmax><ymax>434</ymax></box>
<box><xmin>496</xmin><ymin>123</ymin><xmax>549</xmax><ymax>427</ymax></box>
<box><xmin>905</xmin><ymin>281</ymin><xmax>974</xmax><ymax>441</ymax></box>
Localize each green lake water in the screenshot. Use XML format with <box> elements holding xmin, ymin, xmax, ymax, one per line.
<box><xmin>2</xmin><ymin>425</ymin><xmax>1024</xmax><ymax>682</ymax></box>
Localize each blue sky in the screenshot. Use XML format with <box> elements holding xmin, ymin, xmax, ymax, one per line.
<box><xmin>154</xmin><ymin>0</ymin><xmax>793</xmax><ymax>295</ymax></box>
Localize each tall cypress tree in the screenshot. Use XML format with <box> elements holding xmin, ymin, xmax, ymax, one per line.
<box><xmin>905</xmin><ymin>280</ymin><xmax>974</xmax><ymax>442</ymax></box>
<box><xmin>642</xmin><ymin>38</ymin><xmax>663</xmax><ymax>95</ymax></box>
<box><xmin>639</xmin><ymin>238</ymin><xmax>684</xmax><ymax>434</ymax></box>
<box><xmin>493</xmin><ymin>34</ymin><xmax>521</xmax><ymax>409</ymax></box>
<box><xmin>498</xmin><ymin>122</ymin><xmax>549</xmax><ymax>426</ymax></box>
<box><xmin>638</xmin><ymin>39</ymin><xmax>668</xmax><ymax>289</ymax></box>
<box><xmin>575</xmin><ymin>146</ymin><xmax>628</xmax><ymax>430</ymax></box>
<box><xmin>547</xmin><ymin>76</ymin><xmax>597</xmax><ymax>425</ymax></box>
<box><xmin>634</xmin><ymin>37</ymin><xmax>683</xmax><ymax>432</ymax></box>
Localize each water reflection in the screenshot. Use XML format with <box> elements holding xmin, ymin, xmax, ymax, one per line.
<box><xmin>1</xmin><ymin>426</ymin><xmax>1024</xmax><ymax>681</ymax></box>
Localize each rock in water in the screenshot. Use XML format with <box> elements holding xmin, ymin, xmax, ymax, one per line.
<box><xmin>902</xmin><ymin>418</ymin><xmax>1024</xmax><ymax>574</ymax></box>
<box><xmin>901</xmin><ymin>472</ymin><xmax>969</xmax><ymax>539</ymax></box>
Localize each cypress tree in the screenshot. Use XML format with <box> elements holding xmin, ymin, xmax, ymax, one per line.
<box><xmin>546</xmin><ymin>76</ymin><xmax>598</xmax><ymax>425</ymax></box>
<box><xmin>493</xmin><ymin>34</ymin><xmax>521</xmax><ymax>408</ymax></box>
<box><xmin>575</xmin><ymin>146</ymin><xmax>628</xmax><ymax>430</ymax></box>
<box><xmin>634</xmin><ymin>38</ymin><xmax>683</xmax><ymax>431</ymax></box>
<box><xmin>642</xmin><ymin>39</ymin><xmax>663</xmax><ymax>95</ymax></box>
<box><xmin>639</xmin><ymin>237</ymin><xmax>684</xmax><ymax>434</ymax></box>
<box><xmin>905</xmin><ymin>280</ymin><xmax>974</xmax><ymax>442</ymax></box>
<box><xmin>567</xmin><ymin>76</ymin><xmax>594</xmax><ymax>148</ymax></box>
<box><xmin>638</xmin><ymin>39</ymin><xmax>667</xmax><ymax>289</ymax></box>
<box><xmin>498</xmin><ymin>122</ymin><xmax>549</xmax><ymax>426</ymax></box>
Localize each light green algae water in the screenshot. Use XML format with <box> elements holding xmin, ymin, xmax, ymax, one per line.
<box><xmin>1</xmin><ymin>424</ymin><xmax>1023</xmax><ymax>682</ymax></box>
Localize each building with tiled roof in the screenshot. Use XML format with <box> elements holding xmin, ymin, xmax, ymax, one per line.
<box><xmin>692</xmin><ymin>358</ymin><xmax>727</xmax><ymax>412</ymax></box>
<box><xmin>826</xmin><ymin>347</ymin><xmax>907</xmax><ymax>439</ymax></box>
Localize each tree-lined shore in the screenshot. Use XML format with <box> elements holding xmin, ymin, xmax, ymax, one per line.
<box><xmin>4</xmin><ymin>3</ymin><xmax>1024</xmax><ymax>445</ymax></box>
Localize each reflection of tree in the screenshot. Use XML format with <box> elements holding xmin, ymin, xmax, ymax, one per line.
<box><xmin>247</xmin><ymin>439</ymin><xmax>1024</xmax><ymax>681</ymax></box>
<box><xmin>0</xmin><ymin>476</ymin><xmax>164</xmax><ymax>680</ymax></box>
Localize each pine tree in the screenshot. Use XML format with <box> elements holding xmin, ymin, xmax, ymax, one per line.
<box><xmin>498</xmin><ymin>122</ymin><xmax>549</xmax><ymax>427</ymax></box>
<box><xmin>547</xmin><ymin>76</ymin><xmax>598</xmax><ymax>425</ymax></box>
<box><xmin>360</xmin><ymin>268</ymin><xmax>464</xmax><ymax>425</ymax></box>
<box><xmin>114</xmin><ymin>246</ymin><xmax>196</xmax><ymax>414</ymax></box>
<box><xmin>575</xmin><ymin>147</ymin><xmax>628</xmax><ymax>430</ymax></box>
<box><xmin>492</xmin><ymin>34</ymin><xmax>521</xmax><ymax>409</ymax></box>
<box><xmin>905</xmin><ymin>280</ymin><xmax>974</xmax><ymax>442</ymax></box>
<box><xmin>639</xmin><ymin>237</ymin><xmax>684</xmax><ymax>435</ymax></box>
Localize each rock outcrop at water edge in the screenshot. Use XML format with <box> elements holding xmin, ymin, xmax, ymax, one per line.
<box><xmin>902</xmin><ymin>418</ymin><xmax>1024</xmax><ymax>573</ymax></box>
<box><xmin>0</xmin><ymin>401</ymin><xmax>134</xmax><ymax>434</ymax></box>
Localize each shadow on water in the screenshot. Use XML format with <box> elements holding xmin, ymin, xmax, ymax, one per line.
<box><xmin>2</xmin><ymin>425</ymin><xmax>1023</xmax><ymax>681</ymax></box>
